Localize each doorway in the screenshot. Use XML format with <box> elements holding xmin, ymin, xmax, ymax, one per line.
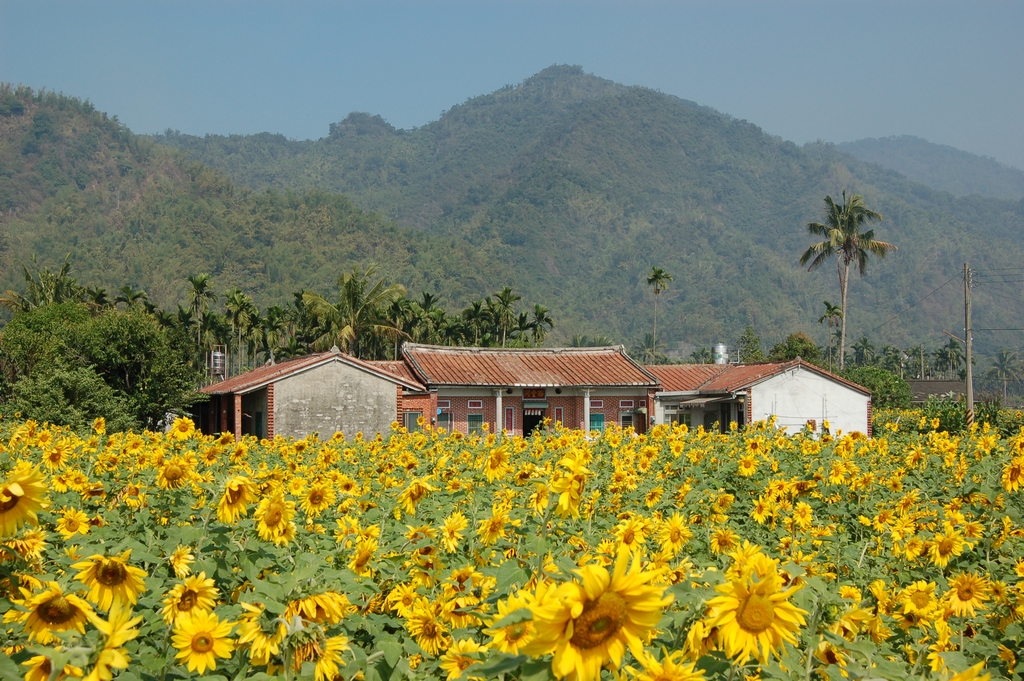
<box><xmin>523</xmin><ymin>408</ymin><xmax>545</xmax><ymax>435</ymax></box>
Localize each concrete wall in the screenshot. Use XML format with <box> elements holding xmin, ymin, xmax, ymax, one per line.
<box><xmin>751</xmin><ymin>367</ymin><xmax>869</xmax><ymax>435</ymax></box>
<box><xmin>272</xmin><ymin>359</ymin><xmax>399</xmax><ymax>439</ymax></box>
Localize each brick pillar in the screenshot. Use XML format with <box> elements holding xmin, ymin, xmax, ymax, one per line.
<box><xmin>234</xmin><ymin>394</ymin><xmax>243</xmax><ymax>442</ymax></box>
<box><xmin>266</xmin><ymin>383</ymin><xmax>275</xmax><ymax>439</ymax></box>
<box><xmin>396</xmin><ymin>385</ymin><xmax>404</xmax><ymax>424</ymax></box>
<box><xmin>429</xmin><ymin>390</ymin><xmax>439</xmax><ymax>427</ymax></box>
<box><xmin>747</xmin><ymin>389</ymin><xmax>753</xmax><ymax>425</ymax></box>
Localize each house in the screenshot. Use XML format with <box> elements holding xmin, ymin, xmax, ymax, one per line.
<box><xmin>646</xmin><ymin>360</ymin><xmax>873</xmax><ymax>436</ymax></box>
<box><xmin>387</xmin><ymin>344</ymin><xmax>660</xmax><ymax>436</ymax></box>
<box><xmin>196</xmin><ymin>348</ymin><xmax>425</xmax><ymax>440</ymax></box>
<box><xmin>907</xmin><ymin>379</ymin><xmax>966</xmax><ymax>405</ymax></box>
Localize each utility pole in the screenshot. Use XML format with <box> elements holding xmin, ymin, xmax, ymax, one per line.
<box><xmin>965</xmin><ymin>262</ymin><xmax>974</xmax><ymax>426</ymax></box>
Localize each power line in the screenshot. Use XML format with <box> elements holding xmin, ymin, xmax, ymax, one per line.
<box><xmin>867</xmin><ymin>272</ymin><xmax>962</xmax><ymax>335</ymax></box>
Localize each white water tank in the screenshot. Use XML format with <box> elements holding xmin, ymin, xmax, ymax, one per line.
<box><xmin>713</xmin><ymin>343</ymin><xmax>729</xmax><ymax>365</ymax></box>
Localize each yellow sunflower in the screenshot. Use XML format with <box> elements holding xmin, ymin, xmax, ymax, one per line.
<box><xmin>156</xmin><ymin>457</ymin><xmax>192</xmax><ymax>489</ymax></box>
<box><xmin>523</xmin><ymin>549</ymin><xmax>672</xmax><ymax>681</ymax></box>
<box><xmin>0</xmin><ymin>463</ymin><xmax>49</xmax><ymax>537</ymax></box>
<box><xmin>172</xmin><ymin>610</ymin><xmax>236</xmax><ymax>674</ymax></box>
<box><xmin>439</xmin><ymin>638</ymin><xmax>488</xmax><ymax>680</ymax></box>
<box><xmin>405</xmin><ymin>600</ymin><xmax>451</xmax><ymax>656</ymax></box>
<box><xmin>929</xmin><ymin>525</ymin><xmax>965</xmax><ymax>568</ymax></box>
<box><xmin>658</xmin><ymin>513</ymin><xmax>692</xmax><ymax>555</ymax></box>
<box><xmin>21</xmin><ymin>581</ymin><xmax>94</xmax><ymax>642</ymax></box>
<box><xmin>22</xmin><ymin>655</ymin><xmax>82</xmax><ymax>681</ymax></box>
<box><xmin>254</xmin><ymin>491</ymin><xmax>297</xmax><ymax>546</ymax></box>
<box><xmin>945</xmin><ymin>571</ymin><xmax>989</xmax><ymax>618</ymax></box>
<box><xmin>284</xmin><ymin>591</ymin><xmax>352</xmax><ymax>625</ymax></box>
<box><xmin>704</xmin><ymin>554</ymin><xmax>808</xmax><ymax>663</ymax></box>
<box><xmin>299</xmin><ymin>481</ymin><xmax>336</xmax><ymax>517</ymax></box>
<box><xmin>236</xmin><ymin>601</ymin><xmax>287</xmax><ymax>665</ymax></box>
<box><xmin>168</xmin><ymin>545</ymin><xmax>195</xmax><ymax>578</ymax></box>
<box><xmin>632</xmin><ymin>649</ymin><xmax>706</xmax><ymax>681</ymax></box>
<box><xmin>73</xmin><ymin>549</ymin><xmax>147</xmax><ymax>611</ymax></box>
<box><xmin>162</xmin><ymin>572</ymin><xmax>219</xmax><ymax>624</ymax></box>
<box><xmin>440</xmin><ymin>511</ymin><xmax>469</xmax><ymax>553</ymax></box>
<box><xmin>216</xmin><ymin>476</ymin><xmax>258</xmax><ymax>524</ymax></box>
<box><xmin>56</xmin><ymin>507</ymin><xmax>91</xmax><ymax>540</ymax></box>
<box><xmin>84</xmin><ymin>601</ymin><xmax>143</xmax><ymax>680</ymax></box>
<box><xmin>485</xmin><ymin>591</ymin><xmax>536</xmax><ymax>654</ymax></box>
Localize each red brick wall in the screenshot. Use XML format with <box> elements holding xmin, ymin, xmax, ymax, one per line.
<box><xmin>401</xmin><ymin>392</ymin><xmax>433</xmax><ymax>428</ymax></box>
<box><xmin>233</xmin><ymin>394</ymin><xmax>242</xmax><ymax>441</ymax></box>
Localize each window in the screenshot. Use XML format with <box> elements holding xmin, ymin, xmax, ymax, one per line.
<box><xmin>671</xmin><ymin>412</ymin><xmax>691</xmax><ymax>427</ymax></box>
<box><xmin>437</xmin><ymin>413</ymin><xmax>452</xmax><ymax>431</ymax></box>
<box><xmin>554</xmin><ymin>406</ymin><xmax>564</xmax><ymax>426</ymax></box>
<box><xmin>437</xmin><ymin>400</ymin><xmax>451</xmax><ymax>409</ymax></box>
<box><xmin>589</xmin><ymin>413</ymin><xmax>605</xmax><ymax>432</ymax></box>
<box><xmin>405</xmin><ymin>411</ymin><xmax>422</xmax><ymax>432</ymax></box>
<box><xmin>620</xmin><ymin>412</ymin><xmax>634</xmax><ymax>428</ymax></box>
<box><xmin>619</xmin><ymin>400</ymin><xmax>634</xmax><ymax>409</ymax></box>
<box><xmin>467</xmin><ymin>400</ymin><xmax>483</xmax><ymax>409</ymax></box>
<box><xmin>590</xmin><ymin>400</ymin><xmax>604</xmax><ymax>408</ymax></box>
<box><xmin>504</xmin><ymin>407</ymin><xmax>514</xmax><ymax>433</ymax></box>
<box><xmin>467</xmin><ymin>414</ymin><xmax>484</xmax><ymax>435</ymax></box>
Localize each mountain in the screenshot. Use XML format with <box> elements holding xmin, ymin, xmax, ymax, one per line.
<box><xmin>839</xmin><ymin>135</ymin><xmax>1024</xmax><ymax>201</ymax></box>
<box><xmin>3</xmin><ymin>71</ymin><xmax>1023</xmax><ymax>359</ymax></box>
<box><xmin>0</xmin><ymin>85</ymin><xmax>511</xmax><ymax>314</ymax></box>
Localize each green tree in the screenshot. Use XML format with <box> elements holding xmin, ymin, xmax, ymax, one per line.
<box><xmin>768</xmin><ymin>332</ymin><xmax>821</xmax><ymax>363</ymax></box>
<box><xmin>0</xmin><ymin>255</ymin><xmax>85</xmax><ymax>313</ymax></box>
<box><xmin>817</xmin><ymin>300</ymin><xmax>843</xmax><ymax>371</ymax></box>
<box><xmin>187</xmin><ymin>273</ymin><xmax>218</xmax><ymax>368</ymax></box>
<box><xmin>224</xmin><ymin>288</ymin><xmax>256</xmax><ymax>376</ymax></box>
<box><xmin>489</xmin><ymin>286</ymin><xmax>522</xmax><ymax>347</ymax></box>
<box><xmin>841</xmin><ymin>366</ymin><xmax>912</xmax><ymax>409</ymax></box>
<box><xmin>646</xmin><ymin>266</ymin><xmax>673</xmax><ymax>351</ymax></box>
<box><xmin>302</xmin><ymin>265</ymin><xmax>407</xmax><ymax>358</ymax></box>
<box><xmin>632</xmin><ymin>333</ymin><xmax>667</xmax><ymax>364</ymax></box>
<box><xmin>531</xmin><ymin>304</ymin><xmax>555</xmax><ymax>345</ymax></box>
<box><xmin>986</xmin><ymin>349</ymin><xmax>1022</xmax><ymax>402</ymax></box>
<box><xmin>689</xmin><ymin>347</ymin><xmax>712</xmax><ymax>364</ymax></box>
<box><xmin>851</xmin><ymin>336</ymin><xmax>877</xmax><ymax>367</ymax></box>
<box><xmin>737</xmin><ymin>326</ymin><xmax>765</xmax><ymax>363</ymax></box>
<box><xmin>800</xmin><ymin>192</ymin><xmax>894</xmax><ymax>371</ymax></box>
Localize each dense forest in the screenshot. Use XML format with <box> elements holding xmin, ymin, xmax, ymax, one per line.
<box><xmin>840</xmin><ymin>135</ymin><xmax>1024</xmax><ymax>201</ymax></box>
<box><xmin>3</xmin><ymin>70</ymin><xmax>1024</xmax><ymax>370</ymax></box>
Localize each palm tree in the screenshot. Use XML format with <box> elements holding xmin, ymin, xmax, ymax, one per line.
<box><xmin>302</xmin><ymin>265</ymin><xmax>407</xmax><ymax>358</ymax></box>
<box><xmin>115</xmin><ymin>285</ymin><xmax>148</xmax><ymax>309</ymax></box>
<box><xmin>632</xmin><ymin>333</ymin><xmax>667</xmax><ymax>364</ymax></box>
<box><xmin>0</xmin><ymin>255</ymin><xmax>85</xmax><ymax>312</ymax></box>
<box><xmin>489</xmin><ymin>286</ymin><xmax>522</xmax><ymax>347</ymax></box>
<box><xmin>224</xmin><ymin>288</ymin><xmax>256</xmax><ymax>376</ymax></box>
<box><xmin>817</xmin><ymin>300</ymin><xmax>843</xmax><ymax>371</ymax></box>
<box><xmin>851</xmin><ymin>336</ymin><xmax>876</xmax><ymax>367</ymax></box>
<box><xmin>255</xmin><ymin>305</ymin><xmax>287</xmax><ymax>365</ymax></box>
<box><xmin>647</xmin><ymin>267</ymin><xmax>673</xmax><ymax>351</ymax></box>
<box><xmin>531</xmin><ymin>304</ymin><xmax>554</xmax><ymax>344</ymax></box>
<box><xmin>187</xmin><ymin>274</ymin><xmax>218</xmax><ymax>365</ymax></box>
<box><xmin>462</xmin><ymin>300</ymin><xmax>489</xmax><ymax>346</ymax></box>
<box><xmin>690</xmin><ymin>347</ymin><xmax>712</xmax><ymax>364</ymax></box>
<box><xmin>800</xmin><ymin>192</ymin><xmax>895</xmax><ymax>370</ymax></box>
<box><xmin>986</xmin><ymin>349</ymin><xmax>1021</xmax><ymax>403</ymax></box>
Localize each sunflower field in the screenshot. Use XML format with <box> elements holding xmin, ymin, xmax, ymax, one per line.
<box><xmin>1</xmin><ymin>414</ymin><xmax>1022</xmax><ymax>681</ymax></box>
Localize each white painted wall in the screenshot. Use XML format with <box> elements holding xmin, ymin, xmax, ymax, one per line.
<box><xmin>750</xmin><ymin>367</ymin><xmax>869</xmax><ymax>435</ymax></box>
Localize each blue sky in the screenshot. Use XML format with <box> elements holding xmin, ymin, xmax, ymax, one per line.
<box><xmin>2</xmin><ymin>1</ymin><xmax>1022</xmax><ymax>169</ymax></box>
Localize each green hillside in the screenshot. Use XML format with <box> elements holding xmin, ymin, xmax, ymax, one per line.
<box><xmin>839</xmin><ymin>135</ymin><xmax>1024</xmax><ymax>201</ymax></box>
<box><xmin>2</xmin><ymin>71</ymin><xmax>1024</xmax><ymax>361</ymax></box>
<box><xmin>155</xmin><ymin>66</ymin><xmax>1024</xmax><ymax>355</ymax></box>
<box><xmin>0</xmin><ymin>85</ymin><xmax>513</xmax><ymax>314</ymax></box>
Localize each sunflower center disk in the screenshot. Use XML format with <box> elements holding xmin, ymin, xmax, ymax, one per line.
<box><xmin>165</xmin><ymin>465</ymin><xmax>184</xmax><ymax>481</ymax></box>
<box><xmin>736</xmin><ymin>593</ymin><xmax>775</xmax><ymax>633</ymax></box>
<box><xmin>179</xmin><ymin>590</ymin><xmax>198</xmax><ymax>611</ymax></box>
<box><xmin>40</xmin><ymin>596</ymin><xmax>75</xmax><ymax>624</ymax></box>
<box><xmin>97</xmin><ymin>560</ymin><xmax>129</xmax><ymax>586</ymax></box>
<box><xmin>569</xmin><ymin>591</ymin><xmax>627</xmax><ymax>649</ymax></box>
<box><xmin>266</xmin><ymin>505</ymin><xmax>284</xmax><ymax>526</ymax></box>
<box><xmin>0</xmin><ymin>490</ymin><xmax>22</xmax><ymax>512</ymax></box>
<box><xmin>192</xmin><ymin>633</ymin><xmax>215</xmax><ymax>653</ymax></box>
<box><xmin>938</xmin><ymin>539</ymin><xmax>954</xmax><ymax>555</ymax></box>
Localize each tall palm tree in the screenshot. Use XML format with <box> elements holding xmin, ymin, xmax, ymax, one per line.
<box><xmin>489</xmin><ymin>286</ymin><xmax>522</xmax><ymax>347</ymax></box>
<box><xmin>187</xmin><ymin>274</ymin><xmax>218</xmax><ymax>364</ymax></box>
<box><xmin>632</xmin><ymin>333</ymin><xmax>666</xmax><ymax>364</ymax></box>
<box><xmin>647</xmin><ymin>267</ymin><xmax>673</xmax><ymax>351</ymax></box>
<box><xmin>0</xmin><ymin>255</ymin><xmax>85</xmax><ymax>312</ymax></box>
<box><xmin>986</xmin><ymin>349</ymin><xmax>1021</xmax><ymax>403</ymax></box>
<box><xmin>224</xmin><ymin>288</ymin><xmax>256</xmax><ymax>376</ymax></box>
<box><xmin>302</xmin><ymin>265</ymin><xmax>407</xmax><ymax>358</ymax></box>
<box><xmin>851</xmin><ymin>336</ymin><xmax>876</xmax><ymax>367</ymax></box>
<box><xmin>531</xmin><ymin>304</ymin><xmax>554</xmax><ymax>344</ymax></box>
<box><xmin>115</xmin><ymin>285</ymin><xmax>148</xmax><ymax>309</ymax></box>
<box><xmin>817</xmin><ymin>300</ymin><xmax>843</xmax><ymax>371</ymax></box>
<box><xmin>800</xmin><ymin>192</ymin><xmax>894</xmax><ymax>370</ymax></box>
<box><xmin>690</xmin><ymin>347</ymin><xmax>712</xmax><ymax>364</ymax></box>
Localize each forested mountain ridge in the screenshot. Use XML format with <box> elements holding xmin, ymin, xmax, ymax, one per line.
<box><xmin>2</xmin><ymin>71</ymin><xmax>1023</xmax><ymax>358</ymax></box>
<box><xmin>154</xmin><ymin>66</ymin><xmax>1024</xmax><ymax>354</ymax></box>
<box><xmin>0</xmin><ymin>85</ymin><xmax>512</xmax><ymax>314</ymax></box>
<box><xmin>839</xmin><ymin>135</ymin><xmax>1024</xmax><ymax>201</ymax></box>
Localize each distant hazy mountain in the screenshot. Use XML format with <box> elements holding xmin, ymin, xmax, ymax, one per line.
<box><xmin>840</xmin><ymin>135</ymin><xmax>1024</xmax><ymax>200</ymax></box>
<box><xmin>4</xmin><ymin>69</ymin><xmax>1024</xmax><ymax>359</ymax></box>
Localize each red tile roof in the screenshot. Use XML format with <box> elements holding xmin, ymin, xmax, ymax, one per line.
<box><xmin>646</xmin><ymin>360</ymin><xmax>870</xmax><ymax>396</ymax></box>
<box><xmin>370</xmin><ymin>360</ymin><xmax>427</xmax><ymax>390</ymax></box>
<box><xmin>202</xmin><ymin>350</ymin><xmax>425</xmax><ymax>395</ymax></box>
<box><xmin>401</xmin><ymin>344</ymin><xmax>658</xmax><ymax>388</ymax></box>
